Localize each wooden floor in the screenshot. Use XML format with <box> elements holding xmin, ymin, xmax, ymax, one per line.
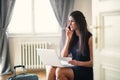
<box><xmin>0</xmin><ymin>70</ymin><xmax>46</xmax><ymax>80</ymax></box>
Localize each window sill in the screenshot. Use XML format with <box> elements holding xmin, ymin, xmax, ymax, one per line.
<box><xmin>8</xmin><ymin>33</ymin><xmax>61</xmax><ymax>38</ymax></box>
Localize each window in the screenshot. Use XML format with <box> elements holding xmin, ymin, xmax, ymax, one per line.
<box><xmin>8</xmin><ymin>0</ymin><xmax>60</xmax><ymax>35</ymax></box>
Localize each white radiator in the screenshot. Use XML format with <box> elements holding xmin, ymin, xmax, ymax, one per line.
<box><xmin>20</xmin><ymin>42</ymin><xmax>50</xmax><ymax>70</ymax></box>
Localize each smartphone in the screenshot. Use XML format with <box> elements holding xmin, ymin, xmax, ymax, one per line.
<box><xmin>68</xmin><ymin>26</ymin><xmax>71</xmax><ymax>31</ymax></box>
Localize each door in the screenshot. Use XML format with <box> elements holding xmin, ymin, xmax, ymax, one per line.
<box><xmin>92</xmin><ymin>0</ymin><xmax>120</xmax><ymax>80</ymax></box>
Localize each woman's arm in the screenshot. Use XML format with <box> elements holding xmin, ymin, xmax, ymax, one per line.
<box><xmin>61</xmin><ymin>39</ymin><xmax>70</xmax><ymax>57</ymax></box>
<box><xmin>61</xmin><ymin>28</ymin><xmax>73</xmax><ymax>57</ymax></box>
<box><xmin>69</xmin><ymin>36</ymin><xmax>93</xmax><ymax>67</ymax></box>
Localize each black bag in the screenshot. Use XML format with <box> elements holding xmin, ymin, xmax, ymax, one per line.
<box><xmin>7</xmin><ymin>65</ymin><xmax>39</xmax><ymax>80</ymax></box>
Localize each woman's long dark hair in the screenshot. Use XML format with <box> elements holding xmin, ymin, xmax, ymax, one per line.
<box><xmin>68</xmin><ymin>11</ymin><xmax>88</xmax><ymax>55</ymax></box>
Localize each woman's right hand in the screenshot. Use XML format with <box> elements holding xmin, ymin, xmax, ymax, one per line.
<box><xmin>66</xmin><ymin>27</ymin><xmax>73</xmax><ymax>41</ymax></box>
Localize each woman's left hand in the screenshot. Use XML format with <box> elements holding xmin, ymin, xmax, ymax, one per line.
<box><xmin>68</xmin><ymin>60</ymin><xmax>78</xmax><ymax>66</ymax></box>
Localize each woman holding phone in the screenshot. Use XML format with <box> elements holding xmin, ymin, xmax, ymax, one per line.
<box><xmin>47</xmin><ymin>10</ymin><xmax>93</xmax><ymax>80</ymax></box>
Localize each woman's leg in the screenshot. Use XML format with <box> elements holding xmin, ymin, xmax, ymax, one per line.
<box><xmin>47</xmin><ymin>66</ymin><xmax>56</xmax><ymax>80</ymax></box>
<box><xmin>56</xmin><ymin>67</ymin><xmax>74</xmax><ymax>80</ymax></box>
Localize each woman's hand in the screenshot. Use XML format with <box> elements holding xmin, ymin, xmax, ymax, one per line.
<box><xmin>68</xmin><ymin>60</ymin><xmax>78</xmax><ymax>66</ymax></box>
<box><xmin>66</xmin><ymin>27</ymin><xmax>73</xmax><ymax>40</ymax></box>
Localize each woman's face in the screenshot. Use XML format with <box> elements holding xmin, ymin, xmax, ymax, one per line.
<box><xmin>68</xmin><ymin>16</ymin><xmax>78</xmax><ymax>31</ymax></box>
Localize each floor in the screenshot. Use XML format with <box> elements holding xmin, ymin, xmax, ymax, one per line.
<box><xmin>0</xmin><ymin>70</ymin><xmax>46</xmax><ymax>80</ymax></box>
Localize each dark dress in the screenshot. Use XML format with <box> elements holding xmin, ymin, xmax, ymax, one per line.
<box><xmin>69</xmin><ymin>31</ymin><xmax>93</xmax><ymax>80</ymax></box>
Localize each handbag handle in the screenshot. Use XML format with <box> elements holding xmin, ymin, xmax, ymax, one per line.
<box><xmin>13</xmin><ymin>65</ymin><xmax>26</xmax><ymax>77</ymax></box>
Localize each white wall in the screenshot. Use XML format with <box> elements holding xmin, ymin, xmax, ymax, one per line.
<box><xmin>9</xmin><ymin>0</ymin><xmax>92</xmax><ymax>68</ymax></box>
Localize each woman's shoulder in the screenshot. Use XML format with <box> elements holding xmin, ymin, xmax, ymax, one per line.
<box><xmin>86</xmin><ymin>31</ymin><xmax>92</xmax><ymax>38</ymax></box>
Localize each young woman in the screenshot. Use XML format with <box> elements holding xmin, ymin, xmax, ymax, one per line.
<box><xmin>47</xmin><ymin>10</ymin><xmax>93</xmax><ymax>80</ymax></box>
